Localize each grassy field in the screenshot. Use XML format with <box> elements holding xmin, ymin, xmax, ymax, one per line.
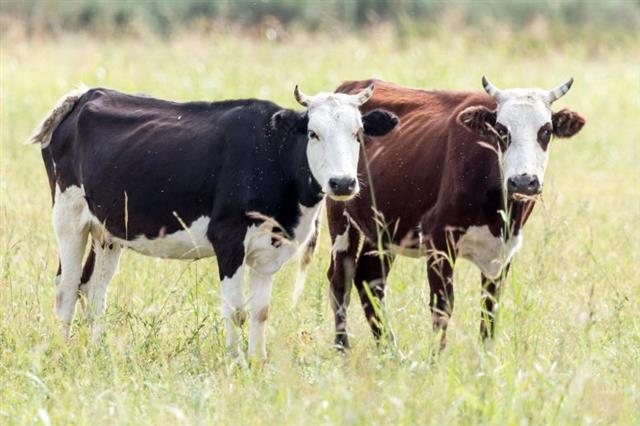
<box><xmin>1</xmin><ymin>29</ymin><xmax>639</xmax><ymax>425</ymax></box>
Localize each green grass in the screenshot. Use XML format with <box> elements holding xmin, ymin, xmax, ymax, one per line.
<box><xmin>1</xmin><ymin>29</ymin><xmax>639</xmax><ymax>425</ymax></box>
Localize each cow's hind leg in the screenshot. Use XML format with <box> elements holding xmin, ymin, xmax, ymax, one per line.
<box><xmin>75</xmin><ymin>247</ymin><xmax>96</xmax><ymax>316</ymax></box>
<box><xmin>82</xmin><ymin>240</ymin><xmax>122</xmax><ymax>344</ymax></box>
<box><xmin>52</xmin><ymin>185</ymin><xmax>90</xmax><ymax>338</ymax></box>
<box><xmin>426</xmin><ymin>237</ymin><xmax>455</xmax><ymax>351</ymax></box>
<box><xmin>353</xmin><ymin>242</ymin><xmax>395</xmax><ymax>344</ymax></box>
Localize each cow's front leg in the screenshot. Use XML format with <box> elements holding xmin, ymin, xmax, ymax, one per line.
<box><xmin>426</xmin><ymin>243</ymin><xmax>455</xmax><ymax>351</ymax></box>
<box><xmin>210</xmin><ymin>224</ymin><xmax>248</xmax><ymax>359</ymax></box>
<box><xmin>354</xmin><ymin>242</ymin><xmax>396</xmax><ymax>345</ymax></box>
<box><xmin>220</xmin><ymin>263</ymin><xmax>246</xmax><ymax>358</ymax></box>
<box><xmin>480</xmin><ymin>263</ymin><xmax>510</xmax><ymax>340</ymax></box>
<box><xmin>248</xmin><ymin>268</ymin><xmax>274</xmax><ymax>360</ymax></box>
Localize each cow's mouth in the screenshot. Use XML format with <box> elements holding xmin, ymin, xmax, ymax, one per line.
<box><xmin>327</xmin><ymin>193</ymin><xmax>357</xmax><ymax>202</ymax></box>
<box><xmin>508</xmin><ymin>191</ymin><xmax>542</xmax><ymax>202</ymax></box>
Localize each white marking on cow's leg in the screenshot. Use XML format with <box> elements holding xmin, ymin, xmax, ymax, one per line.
<box><xmin>248</xmin><ymin>268</ymin><xmax>274</xmax><ymax>360</ymax></box>
<box><xmin>221</xmin><ymin>265</ymin><xmax>246</xmax><ymax>358</ymax></box>
<box><xmin>52</xmin><ymin>185</ymin><xmax>89</xmax><ymax>338</ymax></box>
<box><xmin>86</xmin><ymin>241</ymin><xmax>121</xmax><ymax>344</ymax></box>
<box><xmin>331</xmin><ymin>224</ymin><xmax>350</xmax><ymax>261</ymax></box>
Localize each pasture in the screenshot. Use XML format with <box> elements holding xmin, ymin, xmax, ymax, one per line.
<box><xmin>1</xmin><ymin>29</ymin><xmax>639</xmax><ymax>425</ymax></box>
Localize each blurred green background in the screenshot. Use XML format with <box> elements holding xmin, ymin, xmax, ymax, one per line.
<box><xmin>2</xmin><ymin>0</ymin><xmax>639</xmax><ymax>38</ymax></box>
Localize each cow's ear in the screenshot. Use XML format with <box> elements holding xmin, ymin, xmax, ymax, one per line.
<box><xmin>457</xmin><ymin>105</ymin><xmax>497</xmax><ymax>136</ymax></box>
<box><xmin>552</xmin><ymin>109</ymin><xmax>585</xmax><ymax>138</ymax></box>
<box><xmin>271</xmin><ymin>109</ymin><xmax>308</xmax><ymax>134</ymax></box>
<box><xmin>362</xmin><ymin>109</ymin><xmax>399</xmax><ymax>137</ymax></box>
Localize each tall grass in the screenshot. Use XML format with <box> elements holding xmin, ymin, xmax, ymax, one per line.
<box><xmin>1</xmin><ymin>28</ymin><xmax>639</xmax><ymax>425</ymax></box>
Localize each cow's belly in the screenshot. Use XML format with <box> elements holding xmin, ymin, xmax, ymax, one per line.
<box><xmin>55</xmin><ymin>184</ymin><xmax>215</xmax><ymax>260</ymax></box>
<box><xmin>112</xmin><ymin>215</ymin><xmax>215</xmax><ymax>259</ymax></box>
<box><xmin>457</xmin><ymin>225</ymin><xmax>523</xmax><ymax>278</ymax></box>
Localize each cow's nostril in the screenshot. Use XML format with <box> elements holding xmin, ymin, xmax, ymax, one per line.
<box><xmin>329</xmin><ymin>178</ymin><xmax>340</xmax><ymax>191</ymax></box>
<box><xmin>347</xmin><ymin>178</ymin><xmax>356</xmax><ymax>191</ymax></box>
<box><xmin>507</xmin><ymin>177</ymin><xmax>518</xmax><ymax>192</ymax></box>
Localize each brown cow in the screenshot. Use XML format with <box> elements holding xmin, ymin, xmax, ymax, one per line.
<box><xmin>326</xmin><ymin>78</ymin><xmax>585</xmax><ymax>349</ymax></box>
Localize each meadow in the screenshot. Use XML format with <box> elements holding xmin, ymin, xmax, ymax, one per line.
<box><xmin>1</xmin><ymin>28</ymin><xmax>639</xmax><ymax>425</ymax></box>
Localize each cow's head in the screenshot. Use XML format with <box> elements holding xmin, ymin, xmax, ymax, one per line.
<box><xmin>458</xmin><ymin>77</ymin><xmax>585</xmax><ymax>199</ymax></box>
<box><xmin>273</xmin><ymin>85</ymin><xmax>398</xmax><ymax>201</ymax></box>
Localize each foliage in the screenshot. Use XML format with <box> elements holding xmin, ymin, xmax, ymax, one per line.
<box><xmin>1</xmin><ymin>0</ymin><xmax>639</xmax><ymax>37</ymax></box>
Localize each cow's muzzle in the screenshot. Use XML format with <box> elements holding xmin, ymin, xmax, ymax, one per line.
<box><xmin>327</xmin><ymin>176</ymin><xmax>358</xmax><ymax>200</ymax></box>
<box><xmin>507</xmin><ymin>173</ymin><xmax>541</xmax><ymax>198</ymax></box>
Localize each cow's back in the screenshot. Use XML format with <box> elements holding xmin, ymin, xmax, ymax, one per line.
<box><xmin>335</xmin><ymin>79</ymin><xmax>500</xmax><ymax>242</ymax></box>
<box><xmin>47</xmin><ymin>88</ymin><xmax>281</xmax><ymax>240</ymax></box>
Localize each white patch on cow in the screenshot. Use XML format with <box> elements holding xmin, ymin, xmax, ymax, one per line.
<box><xmin>221</xmin><ymin>264</ymin><xmax>246</xmax><ymax>358</ymax></box>
<box><xmin>304</xmin><ymin>93</ymin><xmax>364</xmax><ymax>199</ymax></box>
<box><xmin>113</xmin><ymin>216</ymin><xmax>214</xmax><ymax>259</ymax></box>
<box><xmin>248</xmin><ymin>268</ymin><xmax>274</xmax><ymax>359</ymax></box>
<box><xmin>235</xmin><ymin>201</ymin><xmax>321</xmax><ymax>358</ymax></box>
<box><xmin>457</xmin><ymin>225</ymin><xmax>523</xmax><ymax>278</ymax></box>
<box><xmin>244</xmin><ymin>202</ymin><xmax>322</xmax><ymax>275</ymax></box>
<box><xmin>331</xmin><ymin>224</ymin><xmax>351</xmax><ymax>260</ymax></box>
<box><xmin>52</xmin><ymin>185</ymin><xmax>91</xmax><ymax>336</ymax></box>
<box><xmin>495</xmin><ymin>89</ymin><xmax>552</xmax><ymax>189</ymax></box>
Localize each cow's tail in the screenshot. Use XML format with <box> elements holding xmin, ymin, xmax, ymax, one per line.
<box><xmin>27</xmin><ymin>85</ymin><xmax>90</xmax><ymax>148</ymax></box>
<box><xmin>292</xmin><ymin>221</ymin><xmax>320</xmax><ymax>306</ymax></box>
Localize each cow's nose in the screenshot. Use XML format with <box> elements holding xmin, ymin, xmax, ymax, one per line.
<box><xmin>507</xmin><ymin>174</ymin><xmax>540</xmax><ymax>197</ymax></box>
<box><xmin>328</xmin><ymin>177</ymin><xmax>357</xmax><ymax>196</ymax></box>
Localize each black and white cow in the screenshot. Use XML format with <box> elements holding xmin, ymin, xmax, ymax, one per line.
<box><xmin>30</xmin><ymin>85</ymin><xmax>398</xmax><ymax>359</ymax></box>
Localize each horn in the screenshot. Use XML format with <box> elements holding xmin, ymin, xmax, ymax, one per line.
<box><xmin>355</xmin><ymin>84</ymin><xmax>374</xmax><ymax>105</ymax></box>
<box><xmin>294</xmin><ymin>85</ymin><xmax>309</xmax><ymax>107</ymax></box>
<box><xmin>481</xmin><ymin>76</ymin><xmax>501</xmax><ymax>97</ymax></box>
<box><xmin>547</xmin><ymin>78</ymin><xmax>574</xmax><ymax>104</ymax></box>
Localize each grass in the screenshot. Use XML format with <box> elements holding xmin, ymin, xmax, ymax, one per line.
<box><xmin>1</xmin><ymin>28</ymin><xmax>639</xmax><ymax>425</ymax></box>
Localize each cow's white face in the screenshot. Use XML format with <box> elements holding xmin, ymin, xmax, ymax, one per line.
<box><xmin>305</xmin><ymin>94</ymin><xmax>364</xmax><ymax>200</ymax></box>
<box><xmin>457</xmin><ymin>77</ymin><xmax>584</xmax><ymax>199</ymax></box>
<box><xmin>274</xmin><ymin>85</ymin><xmax>398</xmax><ymax>200</ymax></box>
<box><xmin>495</xmin><ymin>89</ymin><xmax>553</xmax><ymax>197</ymax></box>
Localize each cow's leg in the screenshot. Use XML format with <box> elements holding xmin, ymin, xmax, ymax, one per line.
<box><xmin>247</xmin><ymin>268</ymin><xmax>274</xmax><ymax>360</ymax></box>
<box><xmin>83</xmin><ymin>240</ymin><xmax>122</xmax><ymax>344</ymax></box>
<box><xmin>52</xmin><ymin>186</ymin><xmax>89</xmax><ymax>338</ymax></box>
<box><xmin>327</xmin><ymin>222</ymin><xmax>360</xmax><ymax>350</ymax></box>
<box><xmin>77</xmin><ymin>247</ymin><xmax>96</xmax><ymax>317</ymax></box>
<box><xmin>480</xmin><ymin>263</ymin><xmax>510</xmax><ymax>340</ymax></box>
<box><xmin>426</xmin><ymin>240</ymin><xmax>455</xmax><ymax>351</ymax></box>
<box><xmin>210</xmin><ymin>225</ymin><xmax>247</xmax><ymax>358</ymax></box>
<box><xmin>353</xmin><ymin>242</ymin><xmax>395</xmax><ymax>344</ymax></box>
<box><xmin>219</xmin><ymin>262</ymin><xmax>246</xmax><ymax>358</ymax></box>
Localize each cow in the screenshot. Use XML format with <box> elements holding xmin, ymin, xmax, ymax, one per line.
<box><xmin>30</xmin><ymin>84</ymin><xmax>398</xmax><ymax>360</ymax></box>
<box><xmin>326</xmin><ymin>78</ymin><xmax>585</xmax><ymax>350</ymax></box>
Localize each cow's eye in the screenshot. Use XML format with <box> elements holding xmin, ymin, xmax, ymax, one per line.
<box><xmin>308</xmin><ymin>130</ymin><xmax>319</xmax><ymax>140</ymax></box>
<box><xmin>495</xmin><ymin>123</ymin><xmax>508</xmax><ymax>137</ymax></box>
<box><xmin>494</xmin><ymin>123</ymin><xmax>510</xmax><ymax>147</ymax></box>
<box><xmin>538</xmin><ymin>124</ymin><xmax>552</xmax><ymax>148</ymax></box>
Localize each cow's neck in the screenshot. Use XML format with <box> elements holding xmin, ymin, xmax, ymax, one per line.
<box><xmin>487</xmin><ymin>196</ymin><xmax>535</xmax><ymax>239</ymax></box>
